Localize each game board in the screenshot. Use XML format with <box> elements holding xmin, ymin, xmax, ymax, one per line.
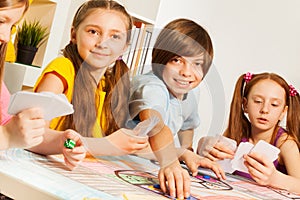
<box><xmin>115</xmin><ymin>169</ymin><xmax>233</xmax><ymax>199</ymax></box>
<box><xmin>63</xmin><ymin>153</ymin><xmax>300</xmax><ymax>199</ymax></box>
<box><xmin>1</xmin><ymin>149</ymin><xmax>300</xmax><ymax>200</ymax></box>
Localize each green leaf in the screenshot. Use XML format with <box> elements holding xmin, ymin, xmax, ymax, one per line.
<box><xmin>16</xmin><ymin>20</ymin><xmax>49</xmax><ymax>48</ymax></box>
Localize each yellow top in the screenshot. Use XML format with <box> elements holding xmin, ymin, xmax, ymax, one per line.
<box><xmin>5</xmin><ymin>0</ymin><xmax>34</xmax><ymax>62</ymax></box>
<box><xmin>34</xmin><ymin>57</ymin><xmax>105</xmax><ymax>137</ymax></box>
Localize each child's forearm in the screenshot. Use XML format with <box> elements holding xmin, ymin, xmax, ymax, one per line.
<box><xmin>28</xmin><ymin>129</ymin><xmax>64</xmax><ymax>155</ymax></box>
<box><xmin>176</xmin><ymin>147</ymin><xmax>196</xmax><ymax>163</ymax></box>
<box><xmin>270</xmin><ymin>172</ymin><xmax>300</xmax><ymax>193</ymax></box>
<box><xmin>178</xmin><ymin>129</ymin><xmax>194</xmax><ymax>151</ymax></box>
<box><xmin>139</xmin><ymin>109</ymin><xmax>179</xmax><ymax>166</ymax></box>
<box><xmin>149</xmin><ymin>126</ymin><xmax>179</xmax><ymax>167</ymax></box>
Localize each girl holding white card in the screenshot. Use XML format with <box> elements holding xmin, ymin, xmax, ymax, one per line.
<box><xmin>198</xmin><ymin>72</ymin><xmax>300</xmax><ymax>193</ymax></box>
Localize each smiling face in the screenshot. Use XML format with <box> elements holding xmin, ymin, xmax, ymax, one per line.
<box><xmin>243</xmin><ymin>79</ymin><xmax>287</xmax><ymax>134</ymax></box>
<box><xmin>162</xmin><ymin>54</ymin><xmax>204</xmax><ymax>100</ymax></box>
<box><xmin>72</xmin><ymin>8</ymin><xmax>128</xmax><ymax>69</ymax></box>
<box><xmin>0</xmin><ymin>4</ymin><xmax>26</xmax><ymax>45</ymax></box>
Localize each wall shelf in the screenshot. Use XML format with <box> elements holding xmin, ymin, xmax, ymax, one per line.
<box><xmin>8</xmin><ymin>0</ymin><xmax>71</xmax><ymax>88</ymax></box>
<box><xmin>6</xmin><ymin>0</ymin><xmax>160</xmax><ymax>89</ymax></box>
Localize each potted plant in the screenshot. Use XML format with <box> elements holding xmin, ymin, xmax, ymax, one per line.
<box><xmin>16</xmin><ymin>20</ymin><xmax>48</xmax><ymax>65</ymax></box>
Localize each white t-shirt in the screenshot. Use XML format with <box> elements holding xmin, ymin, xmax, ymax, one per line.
<box><xmin>129</xmin><ymin>71</ymin><xmax>200</xmax><ymax>146</ymax></box>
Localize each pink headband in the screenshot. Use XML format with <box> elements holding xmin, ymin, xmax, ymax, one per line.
<box><xmin>243</xmin><ymin>72</ymin><xmax>298</xmax><ymax>97</ymax></box>
<box><xmin>243</xmin><ymin>72</ymin><xmax>253</xmax><ymax>83</ymax></box>
<box><xmin>289</xmin><ymin>85</ymin><xmax>298</xmax><ymax>97</ymax></box>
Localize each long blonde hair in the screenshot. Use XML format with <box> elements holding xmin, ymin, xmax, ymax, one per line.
<box><xmin>62</xmin><ymin>0</ymin><xmax>132</xmax><ymax>137</ymax></box>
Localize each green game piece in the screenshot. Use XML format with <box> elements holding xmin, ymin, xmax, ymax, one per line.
<box><xmin>64</xmin><ymin>139</ymin><xmax>76</xmax><ymax>149</ymax></box>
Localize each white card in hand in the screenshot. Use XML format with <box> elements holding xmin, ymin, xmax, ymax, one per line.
<box><xmin>250</xmin><ymin>140</ymin><xmax>280</xmax><ymax>162</ymax></box>
<box><xmin>231</xmin><ymin>140</ymin><xmax>280</xmax><ymax>174</ymax></box>
<box><xmin>231</xmin><ymin>142</ymin><xmax>254</xmax><ymax>173</ymax></box>
<box><xmin>8</xmin><ymin>91</ymin><xmax>74</xmax><ymax>120</ymax></box>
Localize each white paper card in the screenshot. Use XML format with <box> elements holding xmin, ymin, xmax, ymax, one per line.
<box><xmin>231</xmin><ymin>142</ymin><xmax>254</xmax><ymax>173</ymax></box>
<box><xmin>251</xmin><ymin>140</ymin><xmax>280</xmax><ymax>162</ymax></box>
<box><xmin>218</xmin><ymin>159</ymin><xmax>235</xmax><ymax>174</ymax></box>
<box><xmin>8</xmin><ymin>91</ymin><xmax>74</xmax><ymax>120</ymax></box>
<box><xmin>231</xmin><ymin>140</ymin><xmax>280</xmax><ymax>173</ymax></box>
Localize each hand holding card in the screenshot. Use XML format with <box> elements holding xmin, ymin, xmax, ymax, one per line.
<box><xmin>216</xmin><ymin>136</ymin><xmax>238</xmax><ymax>173</ymax></box>
<box><xmin>250</xmin><ymin>140</ymin><xmax>280</xmax><ymax>162</ymax></box>
<box><xmin>8</xmin><ymin>91</ymin><xmax>74</xmax><ymax>120</ymax></box>
<box><xmin>231</xmin><ymin>140</ymin><xmax>280</xmax><ymax>173</ymax></box>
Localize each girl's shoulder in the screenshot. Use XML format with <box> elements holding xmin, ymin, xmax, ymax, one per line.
<box><xmin>277</xmin><ymin>132</ymin><xmax>299</xmax><ymax>167</ymax></box>
<box><xmin>48</xmin><ymin>56</ymin><xmax>73</xmax><ymax>67</ymax></box>
<box><xmin>45</xmin><ymin>56</ymin><xmax>75</xmax><ymax>75</ymax></box>
<box><xmin>276</xmin><ymin>128</ymin><xmax>298</xmax><ymax>150</ymax></box>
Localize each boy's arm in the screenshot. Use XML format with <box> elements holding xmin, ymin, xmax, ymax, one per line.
<box><xmin>139</xmin><ymin>109</ymin><xmax>190</xmax><ymax>199</ymax></box>
<box><xmin>138</xmin><ymin>109</ymin><xmax>178</xmax><ymax>165</ymax></box>
<box><xmin>178</xmin><ymin>129</ymin><xmax>194</xmax><ymax>151</ymax></box>
<box><xmin>177</xmin><ymin>131</ymin><xmax>225</xmax><ymax>180</ymax></box>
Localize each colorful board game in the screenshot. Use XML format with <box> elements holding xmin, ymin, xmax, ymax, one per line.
<box><xmin>1</xmin><ymin>148</ymin><xmax>300</xmax><ymax>200</ymax></box>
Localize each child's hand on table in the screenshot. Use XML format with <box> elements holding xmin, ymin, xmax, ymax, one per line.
<box><xmin>181</xmin><ymin>149</ymin><xmax>226</xmax><ymax>180</ymax></box>
<box><xmin>158</xmin><ymin>160</ymin><xmax>190</xmax><ymax>199</ymax></box>
<box><xmin>62</xmin><ymin>129</ymin><xmax>86</xmax><ymax>170</ymax></box>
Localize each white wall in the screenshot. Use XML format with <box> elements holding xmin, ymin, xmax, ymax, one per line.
<box><xmin>155</xmin><ymin>0</ymin><xmax>300</xmax><ymax>149</ymax></box>
<box><xmin>59</xmin><ymin>0</ymin><xmax>161</xmax><ymax>48</ymax></box>
<box><xmin>60</xmin><ymin>0</ymin><xmax>300</xmax><ymax>150</ymax></box>
<box><xmin>60</xmin><ymin>0</ymin><xmax>86</xmax><ymax>50</ymax></box>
